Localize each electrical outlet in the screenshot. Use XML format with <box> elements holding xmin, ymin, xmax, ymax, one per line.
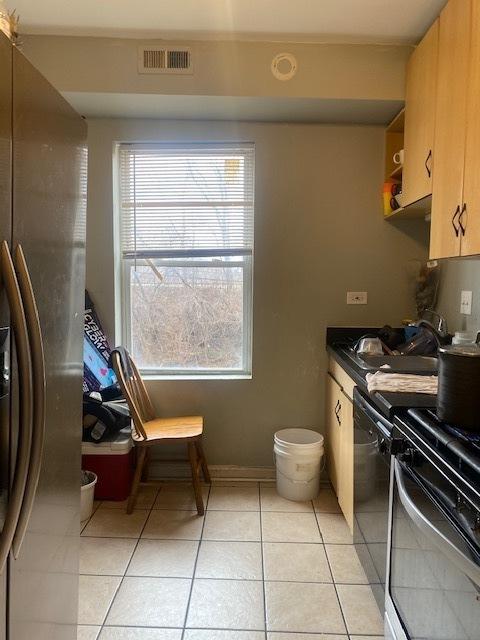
<box><xmin>460</xmin><ymin>290</ymin><xmax>473</xmax><ymax>315</ymax></box>
<box><xmin>347</xmin><ymin>291</ymin><xmax>368</xmax><ymax>305</ymax></box>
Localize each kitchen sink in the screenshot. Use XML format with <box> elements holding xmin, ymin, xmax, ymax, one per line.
<box><xmin>342</xmin><ymin>349</ymin><xmax>438</xmax><ymax>374</ymax></box>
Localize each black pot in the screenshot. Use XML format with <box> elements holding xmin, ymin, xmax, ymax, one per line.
<box><xmin>437</xmin><ymin>344</ymin><xmax>480</xmax><ymax>431</ymax></box>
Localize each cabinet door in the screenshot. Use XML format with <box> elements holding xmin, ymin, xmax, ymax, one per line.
<box><xmin>461</xmin><ymin>1</ymin><xmax>480</xmax><ymax>256</ymax></box>
<box><xmin>402</xmin><ymin>20</ymin><xmax>438</xmax><ymax>206</ymax></box>
<box><xmin>430</xmin><ymin>0</ymin><xmax>471</xmax><ymax>259</ymax></box>
<box><xmin>338</xmin><ymin>396</ymin><xmax>354</xmax><ymax>534</ymax></box>
<box><xmin>325</xmin><ymin>374</ymin><xmax>342</xmax><ymax>495</ymax></box>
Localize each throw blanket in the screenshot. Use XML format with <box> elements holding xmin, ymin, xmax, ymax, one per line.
<box><xmin>366</xmin><ymin>370</ymin><xmax>438</xmax><ymax>394</ymax></box>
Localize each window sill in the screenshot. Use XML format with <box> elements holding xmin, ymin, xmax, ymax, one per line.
<box><xmin>141</xmin><ymin>373</ymin><xmax>253</xmax><ymax>381</ymax></box>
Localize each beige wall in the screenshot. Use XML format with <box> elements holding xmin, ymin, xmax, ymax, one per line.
<box><xmin>22</xmin><ymin>35</ymin><xmax>411</xmax><ymax>102</ymax></box>
<box><xmin>86</xmin><ymin>118</ymin><xmax>429</xmax><ymax>467</ymax></box>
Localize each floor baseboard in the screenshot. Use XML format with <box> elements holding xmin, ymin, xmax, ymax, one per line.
<box><xmin>149</xmin><ymin>461</ymin><xmax>330</xmax><ymax>484</ymax></box>
<box><xmin>149</xmin><ymin>462</ymin><xmax>276</xmax><ymax>481</ymax></box>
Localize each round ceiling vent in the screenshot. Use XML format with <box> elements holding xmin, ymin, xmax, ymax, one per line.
<box><xmin>271</xmin><ymin>53</ymin><xmax>297</xmax><ymax>81</ymax></box>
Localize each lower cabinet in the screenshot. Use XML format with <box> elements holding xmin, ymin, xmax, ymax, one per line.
<box><xmin>325</xmin><ymin>371</ymin><xmax>354</xmax><ymax>532</ymax></box>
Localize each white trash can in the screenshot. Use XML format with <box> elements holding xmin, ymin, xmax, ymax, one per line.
<box><xmin>274</xmin><ymin>428</ymin><xmax>324</xmax><ymax>501</ymax></box>
<box><xmin>81</xmin><ymin>470</ymin><xmax>97</xmax><ymax>523</ymax></box>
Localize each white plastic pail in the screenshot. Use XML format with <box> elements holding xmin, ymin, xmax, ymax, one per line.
<box><xmin>81</xmin><ymin>470</ymin><xmax>97</xmax><ymax>523</ymax></box>
<box><xmin>274</xmin><ymin>428</ymin><xmax>324</xmax><ymax>501</ymax></box>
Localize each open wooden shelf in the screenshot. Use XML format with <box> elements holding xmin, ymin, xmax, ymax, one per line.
<box><xmin>384</xmin><ymin>108</ymin><xmax>405</xmax><ymax>181</ymax></box>
<box><xmin>384</xmin><ymin>194</ymin><xmax>432</xmax><ymax>220</ymax></box>
<box><xmin>389</xmin><ymin>165</ymin><xmax>403</xmax><ymax>179</ymax></box>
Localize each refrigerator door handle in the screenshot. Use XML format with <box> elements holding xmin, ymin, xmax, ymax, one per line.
<box><xmin>0</xmin><ymin>241</ymin><xmax>33</xmax><ymax>574</ymax></box>
<box><xmin>12</xmin><ymin>245</ymin><xmax>46</xmax><ymax>558</ymax></box>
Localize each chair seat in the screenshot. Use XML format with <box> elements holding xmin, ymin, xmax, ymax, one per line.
<box><xmin>134</xmin><ymin>415</ymin><xmax>204</xmax><ymax>442</ymax></box>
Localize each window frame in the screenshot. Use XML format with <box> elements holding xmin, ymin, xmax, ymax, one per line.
<box><xmin>116</xmin><ymin>143</ymin><xmax>254</xmax><ymax>379</ymax></box>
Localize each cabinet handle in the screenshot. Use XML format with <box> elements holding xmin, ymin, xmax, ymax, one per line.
<box><xmin>424</xmin><ymin>149</ymin><xmax>432</xmax><ymax>178</ymax></box>
<box><xmin>334</xmin><ymin>399</ymin><xmax>342</xmax><ymax>425</ymax></box>
<box><xmin>458</xmin><ymin>203</ymin><xmax>467</xmax><ymax>236</ymax></box>
<box><xmin>452</xmin><ymin>205</ymin><xmax>461</xmax><ymax>237</ymax></box>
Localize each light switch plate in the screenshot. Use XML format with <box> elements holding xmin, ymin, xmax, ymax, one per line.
<box><xmin>347</xmin><ymin>291</ymin><xmax>368</xmax><ymax>305</ymax></box>
<box><xmin>460</xmin><ymin>290</ymin><xmax>473</xmax><ymax>315</ymax></box>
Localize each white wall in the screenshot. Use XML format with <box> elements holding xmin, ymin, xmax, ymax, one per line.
<box><xmin>86</xmin><ymin>118</ymin><xmax>429</xmax><ymax>467</ymax></box>
<box><xmin>22</xmin><ymin>35</ymin><xmax>411</xmax><ymax>102</ymax></box>
<box><xmin>436</xmin><ymin>259</ymin><xmax>480</xmax><ymax>336</ymax></box>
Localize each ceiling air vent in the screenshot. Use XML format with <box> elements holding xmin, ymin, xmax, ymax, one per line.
<box><xmin>138</xmin><ymin>46</ymin><xmax>193</xmax><ymax>74</ymax></box>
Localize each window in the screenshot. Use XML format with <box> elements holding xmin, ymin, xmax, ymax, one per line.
<box><xmin>117</xmin><ymin>143</ymin><xmax>254</xmax><ymax>377</ymax></box>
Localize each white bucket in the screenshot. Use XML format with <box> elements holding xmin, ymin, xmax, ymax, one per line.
<box><xmin>81</xmin><ymin>470</ymin><xmax>97</xmax><ymax>523</ymax></box>
<box><xmin>274</xmin><ymin>428</ymin><xmax>324</xmax><ymax>501</ymax></box>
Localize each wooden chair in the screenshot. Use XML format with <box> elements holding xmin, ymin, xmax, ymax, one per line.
<box><xmin>111</xmin><ymin>349</ymin><xmax>210</xmax><ymax>515</ymax></box>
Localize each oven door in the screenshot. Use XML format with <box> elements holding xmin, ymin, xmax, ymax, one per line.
<box><xmin>386</xmin><ymin>455</ymin><xmax>480</xmax><ymax>640</ymax></box>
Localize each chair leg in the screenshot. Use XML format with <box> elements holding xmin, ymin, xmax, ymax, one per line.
<box><xmin>141</xmin><ymin>448</ymin><xmax>151</xmax><ymax>482</ymax></box>
<box><xmin>195</xmin><ymin>439</ymin><xmax>211</xmax><ymax>484</ymax></box>
<box><xmin>188</xmin><ymin>442</ymin><xmax>204</xmax><ymax>516</ymax></box>
<box><xmin>127</xmin><ymin>447</ymin><xmax>147</xmax><ymax>514</ymax></box>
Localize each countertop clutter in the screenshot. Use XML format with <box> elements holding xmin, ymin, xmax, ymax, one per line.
<box><xmin>326</xmin><ymin>325</ymin><xmax>480</xmax><ymax>640</ymax></box>
<box><xmin>326</xmin><ymin>327</ymin><xmax>437</xmax><ymax>417</ymax></box>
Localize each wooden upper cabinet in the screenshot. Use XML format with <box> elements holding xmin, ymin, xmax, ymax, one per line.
<box><xmin>430</xmin><ymin>0</ymin><xmax>471</xmax><ymax>259</ymax></box>
<box><xmin>402</xmin><ymin>20</ymin><xmax>438</xmax><ymax>207</ymax></box>
<box><xmin>461</xmin><ymin>0</ymin><xmax>480</xmax><ymax>256</ymax></box>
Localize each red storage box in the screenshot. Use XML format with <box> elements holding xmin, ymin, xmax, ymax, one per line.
<box><xmin>82</xmin><ymin>431</ymin><xmax>134</xmax><ymax>501</ymax></box>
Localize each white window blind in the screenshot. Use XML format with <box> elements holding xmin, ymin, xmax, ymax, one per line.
<box><xmin>116</xmin><ymin>142</ymin><xmax>255</xmax><ymax>377</ymax></box>
<box><xmin>119</xmin><ymin>143</ymin><xmax>255</xmax><ymax>258</ymax></box>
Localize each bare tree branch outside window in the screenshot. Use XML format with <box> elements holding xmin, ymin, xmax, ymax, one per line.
<box><xmin>118</xmin><ymin>143</ymin><xmax>254</xmax><ymax>375</ymax></box>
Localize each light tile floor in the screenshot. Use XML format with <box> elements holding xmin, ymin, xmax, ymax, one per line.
<box><xmin>78</xmin><ymin>482</ymin><xmax>384</xmax><ymax>640</ymax></box>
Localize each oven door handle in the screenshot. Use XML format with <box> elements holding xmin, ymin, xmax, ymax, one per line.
<box><xmin>354</xmin><ymin>391</ymin><xmax>392</xmax><ymax>432</ymax></box>
<box><xmin>375</xmin><ymin>420</ymin><xmax>391</xmax><ymax>441</ymax></box>
<box><xmin>394</xmin><ymin>459</ymin><xmax>480</xmax><ymax>587</ymax></box>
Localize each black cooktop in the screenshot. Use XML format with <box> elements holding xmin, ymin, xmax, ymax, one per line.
<box><xmin>395</xmin><ymin>409</ymin><xmax>480</xmax><ymax>510</ymax></box>
<box><xmin>409</xmin><ymin>408</ymin><xmax>480</xmax><ymax>470</ymax></box>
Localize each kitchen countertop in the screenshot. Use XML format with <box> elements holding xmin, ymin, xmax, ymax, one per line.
<box><xmin>326</xmin><ymin>327</ymin><xmax>437</xmax><ymax>417</ymax></box>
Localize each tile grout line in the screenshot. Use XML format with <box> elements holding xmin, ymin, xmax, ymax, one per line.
<box><xmin>80</xmin><ymin>499</ymin><xmax>102</xmax><ymax>534</ymax></box>
<box><xmin>96</xmin><ymin>484</ymin><xmax>162</xmax><ymax>636</ymax></box>
<box><xmin>81</xmin><ymin>623</ymin><xmax>357</xmax><ymax>636</ymax></box>
<box><xmin>80</xmin><ymin>534</ymin><xmax>359</xmax><ymax>545</ymax></box>
<box><xmin>80</xmin><ymin>572</ymin><xmax>367</xmax><ymax>585</ymax></box>
<box><xmin>314</xmin><ymin>508</ymin><xmax>350</xmax><ymax>637</ymax></box>
<box><xmin>180</xmin><ymin>481</ymin><xmax>212</xmax><ymax>640</ymax></box>
<box><xmin>259</xmin><ymin>483</ymin><xmax>268</xmax><ymax>640</ymax></box>
<box><xmin>82</xmin><ymin>484</ymin><xmax>365</xmax><ymax>638</ymax></box>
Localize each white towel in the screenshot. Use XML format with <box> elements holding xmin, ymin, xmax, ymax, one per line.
<box><xmin>366</xmin><ymin>370</ymin><xmax>438</xmax><ymax>394</ymax></box>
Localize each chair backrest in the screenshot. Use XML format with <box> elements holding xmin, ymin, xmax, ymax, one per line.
<box><xmin>111</xmin><ymin>349</ymin><xmax>155</xmax><ymax>440</ymax></box>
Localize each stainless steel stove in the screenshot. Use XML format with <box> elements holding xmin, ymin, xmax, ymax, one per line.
<box><xmin>385</xmin><ymin>410</ymin><xmax>480</xmax><ymax>640</ymax></box>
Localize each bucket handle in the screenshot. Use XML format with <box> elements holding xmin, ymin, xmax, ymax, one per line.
<box><xmin>276</xmin><ymin>466</ymin><xmax>318</xmax><ymax>485</ymax></box>
<box><xmin>273</xmin><ymin>452</ymin><xmax>326</xmax><ymax>485</ymax></box>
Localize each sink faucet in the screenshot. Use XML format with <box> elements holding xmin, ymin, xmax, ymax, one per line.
<box><xmin>420</xmin><ymin>309</ymin><xmax>448</xmax><ymax>338</ymax></box>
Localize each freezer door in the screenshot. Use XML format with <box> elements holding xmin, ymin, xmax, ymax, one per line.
<box><xmin>0</xmin><ymin>31</ymin><xmax>12</xmax><ymax>640</ymax></box>
<box><xmin>9</xmin><ymin>48</ymin><xmax>87</xmax><ymax>640</ymax></box>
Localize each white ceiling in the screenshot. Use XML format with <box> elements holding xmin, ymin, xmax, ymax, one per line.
<box><xmin>12</xmin><ymin>0</ymin><xmax>447</xmax><ymax>44</ymax></box>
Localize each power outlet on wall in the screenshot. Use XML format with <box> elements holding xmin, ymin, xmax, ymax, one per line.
<box><xmin>460</xmin><ymin>290</ymin><xmax>473</xmax><ymax>315</ymax></box>
<box><xmin>347</xmin><ymin>291</ymin><xmax>368</xmax><ymax>305</ymax></box>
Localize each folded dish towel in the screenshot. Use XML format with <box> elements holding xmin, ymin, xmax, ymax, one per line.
<box><xmin>366</xmin><ymin>370</ymin><xmax>438</xmax><ymax>394</ymax></box>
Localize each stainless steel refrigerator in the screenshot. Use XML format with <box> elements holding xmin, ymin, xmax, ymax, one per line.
<box><xmin>0</xmin><ymin>31</ymin><xmax>87</xmax><ymax>640</ymax></box>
